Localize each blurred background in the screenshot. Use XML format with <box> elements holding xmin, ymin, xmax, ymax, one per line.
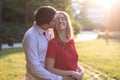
<box><xmin>0</xmin><ymin>0</ymin><xmax>120</xmax><ymax>48</ymax></box>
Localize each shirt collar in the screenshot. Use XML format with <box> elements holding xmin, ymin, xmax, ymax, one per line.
<box><xmin>33</xmin><ymin>22</ymin><xmax>45</xmax><ymax>35</ymax></box>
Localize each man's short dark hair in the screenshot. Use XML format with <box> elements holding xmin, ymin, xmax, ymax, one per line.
<box><xmin>34</xmin><ymin>6</ymin><xmax>56</xmax><ymax>26</ymax></box>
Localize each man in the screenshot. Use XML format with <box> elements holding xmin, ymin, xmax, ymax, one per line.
<box><xmin>22</xmin><ymin>6</ymin><xmax>74</xmax><ymax>80</ymax></box>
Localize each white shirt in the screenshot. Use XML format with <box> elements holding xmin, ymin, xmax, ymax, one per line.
<box><xmin>22</xmin><ymin>23</ymin><xmax>62</xmax><ymax>80</ymax></box>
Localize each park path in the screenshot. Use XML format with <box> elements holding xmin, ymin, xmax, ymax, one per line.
<box><xmin>74</xmin><ymin>31</ymin><xmax>98</xmax><ymax>42</ymax></box>
<box><xmin>1</xmin><ymin>43</ymin><xmax>22</xmax><ymax>49</ymax></box>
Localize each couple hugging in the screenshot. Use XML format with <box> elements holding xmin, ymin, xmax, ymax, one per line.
<box><xmin>22</xmin><ymin>6</ymin><xmax>84</xmax><ymax>80</ymax></box>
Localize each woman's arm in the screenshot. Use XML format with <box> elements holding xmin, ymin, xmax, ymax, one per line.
<box><xmin>45</xmin><ymin>58</ymin><xmax>84</xmax><ymax>80</ymax></box>
<box><xmin>45</xmin><ymin>57</ymin><xmax>74</xmax><ymax>77</ymax></box>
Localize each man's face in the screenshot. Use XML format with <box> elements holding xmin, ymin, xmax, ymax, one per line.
<box><xmin>41</xmin><ymin>17</ymin><xmax>56</xmax><ymax>30</ymax></box>
<box><xmin>49</xmin><ymin>17</ymin><xmax>56</xmax><ymax>28</ymax></box>
<box><xmin>40</xmin><ymin>24</ymin><xmax>49</xmax><ymax>30</ymax></box>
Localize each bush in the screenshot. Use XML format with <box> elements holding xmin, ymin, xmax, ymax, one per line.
<box><xmin>1</xmin><ymin>23</ymin><xmax>26</xmax><ymax>43</ymax></box>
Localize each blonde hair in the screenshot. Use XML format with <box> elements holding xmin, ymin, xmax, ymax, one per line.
<box><xmin>53</xmin><ymin>11</ymin><xmax>73</xmax><ymax>41</ymax></box>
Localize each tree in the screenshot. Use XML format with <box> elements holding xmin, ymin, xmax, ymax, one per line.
<box><xmin>2</xmin><ymin>0</ymin><xmax>25</xmax><ymax>24</ymax></box>
<box><xmin>0</xmin><ymin>0</ymin><xmax>2</xmax><ymax>50</ymax></box>
<box><xmin>2</xmin><ymin>0</ymin><xmax>27</xmax><ymax>43</ymax></box>
<box><xmin>24</xmin><ymin>0</ymin><xmax>28</xmax><ymax>30</ymax></box>
<box><xmin>2</xmin><ymin>0</ymin><xmax>75</xmax><ymax>43</ymax></box>
<box><xmin>79</xmin><ymin>0</ymin><xmax>94</xmax><ymax>31</ymax></box>
<box><xmin>49</xmin><ymin>0</ymin><xmax>71</xmax><ymax>11</ymax></box>
<box><xmin>80</xmin><ymin>17</ymin><xmax>94</xmax><ymax>30</ymax></box>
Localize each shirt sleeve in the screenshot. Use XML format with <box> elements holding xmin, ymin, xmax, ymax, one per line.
<box><xmin>22</xmin><ymin>34</ymin><xmax>62</xmax><ymax>80</ymax></box>
<box><xmin>46</xmin><ymin>39</ymin><xmax>57</xmax><ymax>59</ymax></box>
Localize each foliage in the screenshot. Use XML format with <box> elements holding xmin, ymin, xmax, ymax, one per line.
<box><xmin>72</xmin><ymin>19</ymin><xmax>82</xmax><ymax>35</ymax></box>
<box><xmin>78</xmin><ymin>0</ymin><xmax>95</xmax><ymax>31</ymax></box>
<box><xmin>2</xmin><ymin>0</ymin><xmax>28</xmax><ymax>43</ymax></box>
<box><xmin>2</xmin><ymin>0</ymin><xmax>72</xmax><ymax>25</ymax></box>
<box><xmin>49</xmin><ymin>0</ymin><xmax>71</xmax><ymax>11</ymax></box>
<box><xmin>80</xmin><ymin>17</ymin><xmax>94</xmax><ymax>30</ymax></box>
<box><xmin>2</xmin><ymin>0</ymin><xmax>25</xmax><ymax>24</ymax></box>
<box><xmin>2</xmin><ymin>0</ymin><xmax>82</xmax><ymax>44</ymax></box>
<box><xmin>1</xmin><ymin>23</ymin><xmax>25</xmax><ymax>43</ymax></box>
<box><xmin>2</xmin><ymin>0</ymin><xmax>82</xmax><ymax>43</ymax></box>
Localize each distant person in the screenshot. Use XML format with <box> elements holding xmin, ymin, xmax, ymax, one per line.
<box><xmin>45</xmin><ymin>11</ymin><xmax>84</xmax><ymax>80</ymax></box>
<box><xmin>105</xmin><ymin>28</ymin><xmax>109</xmax><ymax>45</ymax></box>
<box><xmin>22</xmin><ymin>6</ymin><xmax>74</xmax><ymax>80</ymax></box>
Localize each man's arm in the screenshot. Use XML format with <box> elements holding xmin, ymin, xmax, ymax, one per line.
<box><xmin>22</xmin><ymin>34</ymin><xmax>62</xmax><ymax>80</ymax></box>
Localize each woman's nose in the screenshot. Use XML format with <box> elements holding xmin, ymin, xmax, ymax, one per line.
<box><xmin>59</xmin><ymin>19</ymin><xmax>62</xmax><ymax>22</ymax></box>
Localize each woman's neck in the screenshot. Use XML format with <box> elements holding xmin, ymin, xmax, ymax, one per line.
<box><xmin>58</xmin><ymin>30</ymin><xmax>69</xmax><ymax>43</ymax></box>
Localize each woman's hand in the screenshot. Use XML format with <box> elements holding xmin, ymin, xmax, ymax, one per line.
<box><xmin>71</xmin><ymin>71</ymin><xmax>84</xmax><ymax>80</ymax></box>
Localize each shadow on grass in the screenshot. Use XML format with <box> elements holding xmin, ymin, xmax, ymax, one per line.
<box><xmin>0</xmin><ymin>48</ymin><xmax>23</xmax><ymax>58</ymax></box>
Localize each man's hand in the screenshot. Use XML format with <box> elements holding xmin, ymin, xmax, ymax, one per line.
<box><xmin>62</xmin><ymin>76</ymin><xmax>75</xmax><ymax>80</ymax></box>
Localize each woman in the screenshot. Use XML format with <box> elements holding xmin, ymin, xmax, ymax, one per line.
<box><xmin>45</xmin><ymin>11</ymin><xmax>84</xmax><ymax>80</ymax></box>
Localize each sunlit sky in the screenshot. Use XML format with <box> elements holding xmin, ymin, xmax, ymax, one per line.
<box><xmin>74</xmin><ymin>0</ymin><xmax>117</xmax><ymax>10</ymax></box>
<box><xmin>71</xmin><ymin>0</ymin><xmax>118</xmax><ymax>24</ymax></box>
<box><xmin>95</xmin><ymin>0</ymin><xmax>117</xmax><ymax>10</ymax></box>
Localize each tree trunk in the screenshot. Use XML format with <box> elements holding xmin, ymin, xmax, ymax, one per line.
<box><xmin>24</xmin><ymin>0</ymin><xmax>28</xmax><ymax>30</ymax></box>
<box><xmin>0</xmin><ymin>0</ymin><xmax>2</xmax><ymax>50</ymax></box>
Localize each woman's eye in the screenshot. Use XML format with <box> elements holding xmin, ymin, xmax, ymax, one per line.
<box><xmin>62</xmin><ymin>17</ymin><xmax>65</xmax><ymax>20</ymax></box>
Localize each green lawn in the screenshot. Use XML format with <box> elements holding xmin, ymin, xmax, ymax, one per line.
<box><xmin>0</xmin><ymin>39</ymin><xmax>120</xmax><ymax>80</ymax></box>
<box><xmin>0</xmin><ymin>48</ymin><xmax>25</xmax><ymax>80</ymax></box>
<box><xmin>76</xmin><ymin>39</ymin><xmax>120</xmax><ymax>80</ymax></box>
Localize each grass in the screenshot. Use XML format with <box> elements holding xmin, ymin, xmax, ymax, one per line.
<box><xmin>0</xmin><ymin>39</ymin><xmax>120</xmax><ymax>80</ymax></box>
<box><xmin>76</xmin><ymin>39</ymin><xmax>120</xmax><ymax>80</ymax></box>
<box><xmin>0</xmin><ymin>48</ymin><xmax>25</xmax><ymax>80</ymax></box>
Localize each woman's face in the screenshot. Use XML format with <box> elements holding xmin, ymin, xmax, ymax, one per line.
<box><xmin>55</xmin><ymin>13</ymin><xmax>67</xmax><ymax>30</ymax></box>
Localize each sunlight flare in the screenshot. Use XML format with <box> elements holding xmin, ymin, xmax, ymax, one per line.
<box><xmin>95</xmin><ymin>0</ymin><xmax>117</xmax><ymax>10</ymax></box>
<box><xmin>77</xmin><ymin>0</ymin><xmax>117</xmax><ymax>10</ymax></box>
